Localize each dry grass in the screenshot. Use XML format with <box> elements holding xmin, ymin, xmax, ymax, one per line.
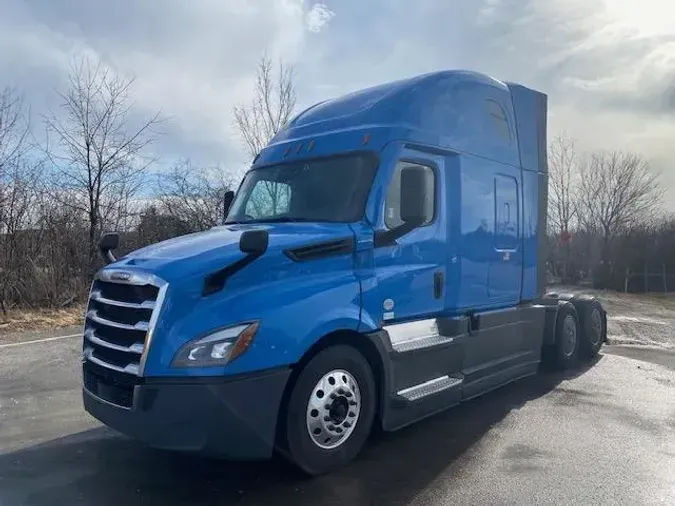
<box><xmin>0</xmin><ymin>305</ymin><xmax>85</xmax><ymax>334</ymax></box>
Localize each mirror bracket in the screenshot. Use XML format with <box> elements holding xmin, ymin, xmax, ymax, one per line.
<box><xmin>202</xmin><ymin>230</ymin><xmax>270</xmax><ymax>296</ymax></box>
<box><xmin>373</xmin><ymin>221</ymin><xmax>420</xmax><ymax>248</ymax></box>
<box><xmin>98</xmin><ymin>232</ymin><xmax>120</xmax><ymax>265</ymax></box>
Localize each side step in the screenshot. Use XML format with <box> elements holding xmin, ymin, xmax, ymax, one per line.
<box><xmin>392</xmin><ymin>334</ymin><xmax>456</xmax><ymax>353</ymax></box>
<box><xmin>397</xmin><ymin>375</ymin><xmax>464</xmax><ymax>401</ymax></box>
<box><xmin>384</xmin><ymin>374</ymin><xmax>464</xmax><ymax>431</ymax></box>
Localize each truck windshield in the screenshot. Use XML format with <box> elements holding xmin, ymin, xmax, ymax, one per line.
<box><xmin>226</xmin><ymin>153</ymin><xmax>378</xmax><ymax>224</ymax></box>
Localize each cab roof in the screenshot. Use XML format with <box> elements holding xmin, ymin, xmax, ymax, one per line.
<box><xmin>258</xmin><ymin>69</ymin><xmax>546</xmax><ymax>172</ymax></box>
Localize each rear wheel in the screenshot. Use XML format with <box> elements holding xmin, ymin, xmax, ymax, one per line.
<box><xmin>283</xmin><ymin>345</ymin><xmax>376</xmax><ymax>476</ymax></box>
<box><xmin>577</xmin><ymin>299</ymin><xmax>605</xmax><ymax>359</ymax></box>
<box><xmin>549</xmin><ymin>303</ymin><xmax>580</xmax><ymax>370</ymax></box>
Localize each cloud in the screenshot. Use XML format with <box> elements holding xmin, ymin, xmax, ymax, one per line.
<box><xmin>305</xmin><ymin>3</ymin><xmax>336</xmax><ymax>33</ymax></box>
<box><xmin>0</xmin><ymin>0</ymin><xmax>336</xmax><ymax>169</ymax></box>
<box><xmin>0</xmin><ymin>0</ymin><xmax>673</xmax><ymax>205</ymax></box>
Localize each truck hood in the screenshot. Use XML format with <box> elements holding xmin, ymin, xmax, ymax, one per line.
<box><xmin>111</xmin><ymin>222</ymin><xmax>355</xmax><ymax>282</ymax></box>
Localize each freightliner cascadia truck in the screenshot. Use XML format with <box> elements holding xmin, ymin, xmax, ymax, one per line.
<box><xmin>82</xmin><ymin>70</ymin><xmax>607</xmax><ymax>475</ymax></box>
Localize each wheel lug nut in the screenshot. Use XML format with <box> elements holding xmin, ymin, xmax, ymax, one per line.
<box><xmin>328</xmin><ymin>425</ymin><xmax>335</xmax><ymax>431</ymax></box>
<box><xmin>343</xmin><ymin>421</ymin><xmax>351</xmax><ymax>428</ymax></box>
<box><xmin>335</xmin><ymin>427</ymin><xmax>343</xmax><ymax>433</ymax></box>
<box><xmin>324</xmin><ymin>404</ymin><xmax>331</xmax><ymax>409</ymax></box>
<box><xmin>337</xmin><ymin>388</ymin><xmax>345</xmax><ymax>394</ymax></box>
<box><xmin>323</xmin><ymin>416</ymin><xmax>330</xmax><ymax>422</ymax></box>
<box><xmin>348</xmin><ymin>400</ymin><xmax>357</xmax><ymax>406</ymax></box>
<box><xmin>345</xmin><ymin>392</ymin><xmax>353</xmax><ymax>398</ymax></box>
<box><xmin>330</xmin><ymin>393</ymin><xmax>337</xmax><ymax>399</ymax></box>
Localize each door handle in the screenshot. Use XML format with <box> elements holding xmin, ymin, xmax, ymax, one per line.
<box><xmin>433</xmin><ymin>271</ymin><xmax>444</xmax><ymax>299</ymax></box>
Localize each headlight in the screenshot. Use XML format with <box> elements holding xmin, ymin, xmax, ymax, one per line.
<box><xmin>171</xmin><ymin>322</ymin><xmax>260</xmax><ymax>368</ymax></box>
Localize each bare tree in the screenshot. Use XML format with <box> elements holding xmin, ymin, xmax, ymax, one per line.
<box><xmin>0</xmin><ymin>160</ymin><xmax>41</xmax><ymax>315</ymax></box>
<box><xmin>44</xmin><ymin>56</ymin><xmax>163</xmax><ymax>272</ymax></box>
<box><xmin>0</xmin><ymin>88</ymin><xmax>32</xmax><ymax>315</ymax></box>
<box><xmin>0</xmin><ymin>87</ymin><xmax>29</xmax><ymax>174</ymax></box>
<box><xmin>577</xmin><ymin>150</ymin><xmax>663</xmax><ymax>286</ymax></box>
<box><xmin>233</xmin><ymin>54</ymin><xmax>297</xmax><ymax>160</ymax></box>
<box><xmin>548</xmin><ymin>133</ymin><xmax>580</xmax><ymax>281</ymax></box>
<box><xmin>232</xmin><ymin>54</ymin><xmax>297</xmax><ymax>219</ymax></box>
<box><xmin>578</xmin><ymin>151</ymin><xmax>662</xmax><ymax>237</ymax></box>
<box><xmin>159</xmin><ymin>159</ymin><xmax>238</xmax><ymax>231</ymax></box>
<box><xmin>0</xmin><ymin>87</ymin><xmax>30</xmax><ymax>233</ymax></box>
<box><xmin>548</xmin><ymin>133</ymin><xmax>579</xmax><ymax>235</ymax></box>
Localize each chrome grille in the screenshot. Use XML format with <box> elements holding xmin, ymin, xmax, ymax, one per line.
<box><xmin>82</xmin><ymin>270</ymin><xmax>167</xmax><ymax>377</ymax></box>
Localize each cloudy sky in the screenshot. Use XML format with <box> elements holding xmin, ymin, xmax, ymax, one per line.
<box><xmin>1</xmin><ymin>0</ymin><xmax>674</xmax><ymax>201</ymax></box>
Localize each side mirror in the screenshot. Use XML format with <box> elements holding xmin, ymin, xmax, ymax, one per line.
<box><xmin>373</xmin><ymin>166</ymin><xmax>430</xmax><ymax>248</ymax></box>
<box><xmin>223</xmin><ymin>190</ymin><xmax>235</xmax><ymax>221</ymax></box>
<box><xmin>98</xmin><ymin>232</ymin><xmax>120</xmax><ymax>264</ymax></box>
<box><xmin>400</xmin><ymin>166</ymin><xmax>429</xmax><ymax>226</ymax></box>
<box><xmin>239</xmin><ymin>229</ymin><xmax>269</xmax><ymax>255</ymax></box>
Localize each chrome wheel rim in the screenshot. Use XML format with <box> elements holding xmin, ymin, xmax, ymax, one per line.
<box><xmin>306</xmin><ymin>369</ymin><xmax>361</xmax><ymax>450</ymax></box>
<box><xmin>562</xmin><ymin>314</ymin><xmax>577</xmax><ymax>357</ymax></box>
<box><xmin>590</xmin><ymin>308</ymin><xmax>602</xmax><ymax>345</ymax></box>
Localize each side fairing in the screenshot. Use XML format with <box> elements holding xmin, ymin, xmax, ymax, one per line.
<box><xmin>506</xmin><ymin>82</ymin><xmax>548</xmax><ymax>299</ymax></box>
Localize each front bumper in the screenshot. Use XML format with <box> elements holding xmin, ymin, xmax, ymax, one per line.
<box><xmin>82</xmin><ymin>361</ymin><xmax>291</xmax><ymax>460</ymax></box>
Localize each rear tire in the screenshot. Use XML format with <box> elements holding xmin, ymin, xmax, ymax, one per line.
<box><xmin>577</xmin><ymin>299</ymin><xmax>605</xmax><ymax>359</ymax></box>
<box><xmin>283</xmin><ymin>345</ymin><xmax>376</xmax><ymax>476</ymax></box>
<box><xmin>550</xmin><ymin>303</ymin><xmax>580</xmax><ymax>370</ymax></box>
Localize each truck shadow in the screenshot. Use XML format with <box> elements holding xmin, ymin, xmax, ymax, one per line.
<box><xmin>0</xmin><ymin>357</ymin><xmax>601</xmax><ymax>506</ymax></box>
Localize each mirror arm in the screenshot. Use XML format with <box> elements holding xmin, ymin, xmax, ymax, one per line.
<box><xmin>203</xmin><ymin>230</ymin><xmax>269</xmax><ymax>296</ymax></box>
<box><xmin>202</xmin><ymin>251</ymin><xmax>262</xmax><ymax>296</ymax></box>
<box><xmin>373</xmin><ymin>221</ymin><xmax>418</xmax><ymax>248</ymax></box>
<box><xmin>99</xmin><ymin>241</ymin><xmax>118</xmax><ymax>265</ymax></box>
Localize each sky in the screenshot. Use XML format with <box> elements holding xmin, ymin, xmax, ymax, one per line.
<box><xmin>1</xmin><ymin>0</ymin><xmax>674</xmax><ymax>203</ymax></box>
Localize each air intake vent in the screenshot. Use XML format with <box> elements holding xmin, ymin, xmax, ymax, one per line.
<box><xmin>285</xmin><ymin>237</ymin><xmax>354</xmax><ymax>262</ymax></box>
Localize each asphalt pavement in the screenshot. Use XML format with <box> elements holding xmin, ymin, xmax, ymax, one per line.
<box><xmin>1</xmin><ymin>334</ymin><xmax>674</xmax><ymax>506</ymax></box>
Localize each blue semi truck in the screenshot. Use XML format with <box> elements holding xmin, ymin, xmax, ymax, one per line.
<box><xmin>82</xmin><ymin>70</ymin><xmax>607</xmax><ymax>475</ymax></box>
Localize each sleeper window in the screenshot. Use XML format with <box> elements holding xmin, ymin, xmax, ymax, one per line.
<box><xmin>486</xmin><ymin>99</ymin><xmax>512</xmax><ymax>144</ymax></box>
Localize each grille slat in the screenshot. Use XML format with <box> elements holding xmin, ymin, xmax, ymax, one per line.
<box><xmin>87</xmin><ymin>310</ymin><xmax>150</xmax><ymax>332</ymax></box>
<box><xmin>91</xmin><ymin>290</ymin><xmax>156</xmax><ymax>310</ymax></box>
<box><xmin>89</xmin><ymin>321</ymin><xmax>147</xmax><ymax>347</ymax></box>
<box><xmin>95</xmin><ymin>281</ymin><xmax>159</xmax><ymax>305</ymax></box>
<box><xmin>85</xmin><ymin>329</ymin><xmax>144</xmax><ymax>354</ymax></box>
<box><xmin>82</xmin><ymin>270</ymin><xmax>166</xmax><ymax>380</ymax></box>
<box><xmin>84</xmin><ymin>347</ymin><xmax>140</xmax><ymax>376</ymax></box>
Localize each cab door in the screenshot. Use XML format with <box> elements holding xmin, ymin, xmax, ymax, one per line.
<box><xmin>359</xmin><ymin>145</ymin><xmax>466</xmax><ymax>430</ymax></box>
<box><xmin>370</xmin><ymin>147</ymin><xmax>446</xmax><ymax>325</ymax></box>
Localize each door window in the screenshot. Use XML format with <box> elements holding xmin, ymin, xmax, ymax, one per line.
<box><xmin>384</xmin><ymin>161</ymin><xmax>436</xmax><ymax>229</ymax></box>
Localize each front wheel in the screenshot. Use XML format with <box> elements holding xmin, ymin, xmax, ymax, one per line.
<box><xmin>282</xmin><ymin>345</ymin><xmax>376</xmax><ymax>476</ymax></box>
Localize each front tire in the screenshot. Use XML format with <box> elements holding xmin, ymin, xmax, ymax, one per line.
<box><xmin>283</xmin><ymin>345</ymin><xmax>376</xmax><ymax>476</ymax></box>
